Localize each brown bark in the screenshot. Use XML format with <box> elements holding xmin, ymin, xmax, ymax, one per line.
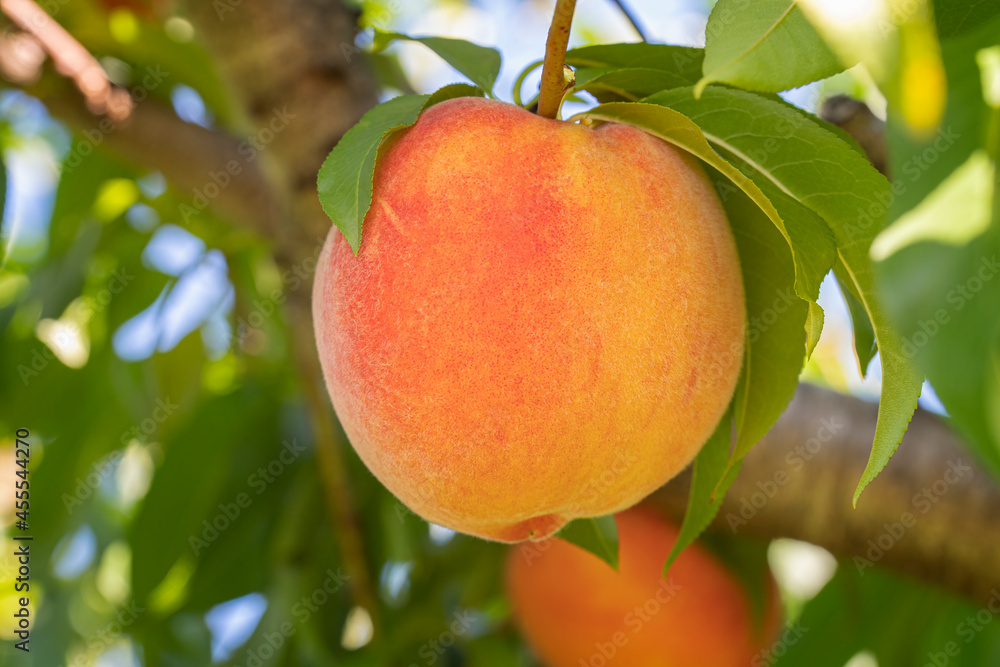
<box><xmin>651</xmin><ymin>383</ymin><xmax>1000</xmax><ymax>605</ymax></box>
<box><xmin>173</xmin><ymin>0</ymin><xmax>383</xmax><ymax>633</ymax></box>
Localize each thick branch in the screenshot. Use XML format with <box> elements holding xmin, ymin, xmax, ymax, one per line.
<box><xmin>36</xmin><ymin>84</ymin><xmax>280</xmax><ymax>244</ymax></box>
<box><xmin>176</xmin><ymin>0</ymin><xmax>382</xmax><ymax>631</ymax></box>
<box><xmin>651</xmin><ymin>384</ymin><xmax>1000</xmax><ymax>604</ymax></box>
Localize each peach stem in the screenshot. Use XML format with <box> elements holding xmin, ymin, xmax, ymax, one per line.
<box><xmin>536</xmin><ymin>0</ymin><xmax>578</xmax><ymax>119</ymax></box>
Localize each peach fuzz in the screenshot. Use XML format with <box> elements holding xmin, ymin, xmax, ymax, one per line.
<box><xmin>505</xmin><ymin>507</ymin><xmax>782</xmax><ymax>667</ymax></box>
<box><xmin>313</xmin><ymin>97</ymin><xmax>745</xmax><ymax>542</ymax></box>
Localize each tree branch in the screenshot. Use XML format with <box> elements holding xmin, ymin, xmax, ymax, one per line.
<box><xmin>607</xmin><ymin>0</ymin><xmax>649</xmax><ymax>42</ymax></box>
<box><xmin>175</xmin><ymin>0</ymin><xmax>383</xmax><ymax>632</ymax></box>
<box><xmin>1</xmin><ymin>0</ymin><xmax>132</xmax><ymax>119</ymax></box>
<box><xmin>651</xmin><ymin>384</ymin><xmax>1000</xmax><ymax>604</ymax></box>
<box><xmin>35</xmin><ymin>83</ymin><xmax>281</xmax><ymax>244</ymax></box>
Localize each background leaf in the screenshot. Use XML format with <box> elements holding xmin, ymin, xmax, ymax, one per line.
<box><xmin>932</xmin><ymin>0</ymin><xmax>1000</xmax><ymax>39</ymax></box>
<box><xmin>663</xmin><ymin>411</ymin><xmax>739</xmax><ymax>574</ymax></box>
<box><xmin>698</xmin><ymin>0</ymin><xmax>848</xmax><ymax>95</ymax></box>
<box><xmin>874</xmin><ymin>151</ymin><xmax>1000</xmax><ymax>475</ymax></box>
<box><xmin>776</xmin><ymin>564</ymin><xmax>1000</xmax><ymax>665</ymax></box>
<box><xmin>565</xmin><ymin>43</ymin><xmax>704</xmax><ymax>81</ymax></box>
<box><xmin>886</xmin><ymin>22</ymin><xmax>994</xmax><ymax>222</ymax></box>
<box><xmin>573</xmin><ymin>68</ymin><xmax>695</xmax><ymax>102</ymax></box>
<box><xmin>555</xmin><ymin>515</ymin><xmax>619</xmax><ymax>571</ymax></box>
<box><xmin>129</xmin><ymin>386</ymin><xmax>276</xmax><ymax>604</ymax></box>
<box><xmin>373</xmin><ymin>29</ymin><xmax>501</xmax><ymax>95</ymax></box>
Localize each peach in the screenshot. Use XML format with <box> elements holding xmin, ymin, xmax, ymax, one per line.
<box><xmin>505</xmin><ymin>507</ymin><xmax>782</xmax><ymax>667</ymax></box>
<box><xmin>313</xmin><ymin>97</ymin><xmax>745</xmax><ymax>542</ymax></box>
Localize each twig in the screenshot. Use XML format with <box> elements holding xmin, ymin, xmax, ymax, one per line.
<box><xmin>0</xmin><ymin>0</ymin><xmax>132</xmax><ymax>120</ymax></box>
<box><xmin>536</xmin><ymin>0</ymin><xmax>578</xmax><ymax>119</ymax></box>
<box><xmin>608</xmin><ymin>0</ymin><xmax>649</xmax><ymax>42</ymax></box>
<box><xmin>289</xmin><ymin>299</ymin><xmax>382</xmax><ymax>638</ymax></box>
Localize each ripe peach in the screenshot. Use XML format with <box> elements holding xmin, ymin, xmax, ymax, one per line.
<box><xmin>505</xmin><ymin>507</ymin><xmax>781</xmax><ymax>667</ymax></box>
<box><xmin>313</xmin><ymin>97</ymin><xmax>745</xmax><ymax>542</ymax></box>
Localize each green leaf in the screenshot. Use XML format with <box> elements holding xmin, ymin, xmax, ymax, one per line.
<box><xmin>714</xmin><ymin>174</ymin><xmax>809</xmax><ymax>461</ymax></box>
<box><xmin>697</xmin><ymin>0</ymin><xmax>848</xmax><ymax>95</ymax></box>
<box><xmin>573</xmin><ymin>67</ymin><xmax>696</xmax><ymax>103</ymax></box>
<box><xmin>835</xmin><ymin>260</ymin><xmax>878</xmax><ymax>376</ymax></box>
<box><xmin>886</xmin><ymin>25</ymin><xmax>991</xmax><ymax>222</ymax></box>
<box><xmin>874</xmin><ymin>151</ymin><xmax>1000</xmax><ymax>475</ymax></box>
<box><xmin>663</xmin><ymin>410</ymin><xmax>738</xmax><ymax>574</ymax></box>
<box><xmin>0</xmin><ymin>149</ymin><xmax>6</xmax><ymax>232</ymax></box>
<box><xmin>933</xmin><ymin>0</ymin><xmax>1000</xmax><ymax>39</ymax></box>
<box><xmin>697</xmin><ymin>534</ymin><xmax>773</xmax><ymax>633</ymax></box>
<box><xmin>775</xmin><ymin>564</ymin><xmax>1000</xmax><ymax>666</ymax></box>
<box><xmin>556</xmin><ymin>515</ymin><xmax>619</xmax><ymax>571</ymax></box>
<box><xmin>373</xmin><ymin>29</ymin><xmax>501</xmax><ymax>95</ymax></box>
<box><xmin>565</xmin><ymin>43</ymin><xmax>704</xmax><ymax>82</ymax></box>
<box><xmin>642</xmin><ymin>87</ymin><xmax>837</xmax><ymax>301</ymax></box>
<box><xmin>574</xmin><ymin>102</ymin><xmax>830</xmax><ymax>301</ymax></box>
<box><xmin>130</xmin><ymin>387</ymin><xmax>271</xmax><ymax>604</ymax></box>
<box><xmin>317</xmin><ymin>85</ymin><xmax>482</xmax><ymax>253</ymax></box>
<box><xmin>805</xmin><ymin>300</ymin><xmax>825</xmax><ymax>359</ymax></box>
<box><xmin>634</xmin><ymin>87</ymin><xmax>921</xmax><ymax>503</ymax></box>
<box><xmin>317</xmin><ymin>94</ymin><xmax>428</xmax><ymax>253</ymax></box>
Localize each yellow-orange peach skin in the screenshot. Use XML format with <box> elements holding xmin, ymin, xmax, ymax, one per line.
<box><xmin>506</xmin><ymin>507</ymin><xmax>781</xmax><ymax>667</ymax></box>
<box><xmin>313</xmin><ymin>97</ymin><xmax>745</xmax><ymax>542</ymax></box>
